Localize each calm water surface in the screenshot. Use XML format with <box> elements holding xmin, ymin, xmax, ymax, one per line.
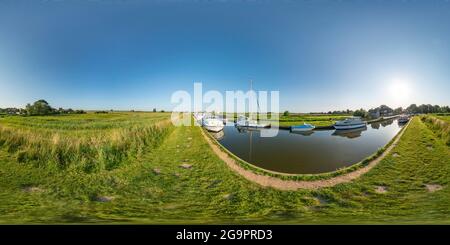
<box><xmin>214</xmin><ymin>119</ymin><xmax>405</xmax><ymax>174</ymax></box>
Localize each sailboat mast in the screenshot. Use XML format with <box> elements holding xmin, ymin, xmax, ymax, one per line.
<box><xmin>249</xmin><ymin>79</ymin><xmax>260</xmax><ymax>121</ymax></box>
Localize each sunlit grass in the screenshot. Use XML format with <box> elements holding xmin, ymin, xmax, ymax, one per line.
<box><xmin>0</xmin><ymin>112</ymin><xmax>172</xmax><ymax>172</ymax></box>
<box><xmin>0</xmin><ymin>115</ymin><xmax>449</xmax><ymax>224</ymax></box>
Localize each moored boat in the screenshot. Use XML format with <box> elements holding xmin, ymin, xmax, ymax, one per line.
<box><xmin>235</xmin><ymin>115</ymin><xmax>271</xmax><ymax>128</ymax></box>
<box><xmin>290</xmin><ymin>123</ymin><xmax>315</xmax><ymax>132</ymax></box>
<box><xmin>332</xmin><ymin>126</ymin><xmax>367</xmax><ymax>138</ymax></box>
<box><xmin>202</xmin><ymin>115</ymin><xmax>224</xmax><ymax>132</ymax></box>
<box><xmin>334</xmin><ymin>117</ymin><xmax>367</xmax><ymax>130</ymax></box>
<box><xmin>398</xmin><ymin>115</ymin><xmax>410</xmax><ymax>124</ymax></box>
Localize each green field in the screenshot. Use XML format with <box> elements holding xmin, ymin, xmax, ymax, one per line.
<box><xmin>229</xmin><ymin>113</ymin><xmax>350</xmax><ymax>127</ymax></box>
<box><xmin>0</xmin><ymin>113</ymin><xmax>449</xmax><ymax>223</ymax></box>
<box><xmin>274</xmin><ymin>114</ymin><xmax>350</xmax><ymax>127</ymax></box>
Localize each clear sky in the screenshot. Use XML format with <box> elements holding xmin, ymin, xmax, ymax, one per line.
<box><xmin>0</xmin><ymin>0</ymin><xmax>449</xmax><ymax>112</ymax></box>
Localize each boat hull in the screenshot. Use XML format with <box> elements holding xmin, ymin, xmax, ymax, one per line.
<box><xmin>291</xmin><ymin>125</ymin><xmax>315</xmax><ymax>132</ymax></box>
<box><xmin>291</xmin><ymin>127</ymin><xmax>314</xmax><ymax>132</ymax></box>
<box><xmin>236</xmin><ymin>122</ymin><xmax>270</xmax><ymax>128</ymax></box>
<box><xmin>334</xmin><ymin>123</ymin><xmax>367</xmax><ymax>130</ymax></box>
<box><xmin>204</xmin><ymin>125</ymin><xmax>224</xmax><ymax>132</ymax></box>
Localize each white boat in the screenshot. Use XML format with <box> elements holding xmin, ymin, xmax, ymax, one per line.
<box><xmin>236</xmin><ymin>115</ymin><xmax>270</xmax><ymax>128</ymax></box>
<box><xmin>334</xmin><ymin>117</ymin><xmax>367</xmax><ymax>130</ymax></box>
<box><xmin>290</xmin><ymin>123</ymin><xmax>315</xmax><ymax>132</ymax></box>
<box><xmin>202</xmin><ymin>116</ymin><xmax>224</xmax><ymax>132</ymax></box>
<box><xmin>332</xmin><ymin>126</ymin><xmax>367</xmax><ymax>138</ymax></box>
<box><xmin>234</xmin><ymin>80</ymin><xmax>271</xmax><ymax>129</ymax></box>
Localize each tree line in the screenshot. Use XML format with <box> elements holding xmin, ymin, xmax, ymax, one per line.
<box><xmin>0</xmin><ymin>100</ymin><xmax>85</xmax><ymax>116</ymax></box>
<box><xmin>351</xmin><ymin>104</ymin><xmax>450</xmax><ymax>118</ymax></box>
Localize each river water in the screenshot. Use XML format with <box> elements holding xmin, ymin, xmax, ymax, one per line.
<box><xmin>213</xmin><ymin>118</ymin><xmax>405</xmax><ymax>174</ymax></box>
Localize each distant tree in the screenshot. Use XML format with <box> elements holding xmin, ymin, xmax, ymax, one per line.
<box><xmin>394</xmin><ymin>107</ymin><xmax>403</xmax><ymax>115</ymax></box>
<box><xmin>22</xmin><ymin>100</ymin><xmax>85</xmax><ymax>116</ymax></box>
<box><xmin>283</xmin><ymin>110</ymin><xmax>289</xmax><ymax>116</ymax></box>
<box><xmin>418</xmin><ymin>104</ymin><xmax>430</xmax><ymax>114</ymax></box>
<box><xmin>442</xmin><ymin>106</ymin><xmax>450</xmax><ymax>113</ymax></box>
<box><xmin>406</xmin><ymin>104</ymin><xmax>418</xmax><ymax>114</ymax></box>
<box><xmin>160</xmin><ymin>110</ymin><xmax>165</xmax><ymax>113</ymax></box>
<box><xmin>353</xmin><ymin>108</ymin><xmax>367</xmax><ymax>118</ymax></box>
<box><xmin>153</xmin><ymin>108</ymin><xmax>157</xmax><ymax>112</ymax></box>
<box><xmin>26</xmin><ymin>99</ymin><xmax>54</xmax><ymax>115</ymax></box>
<box><xmin>433</xmin><ymin>105</ymin><xmax>441</xmax><ymax>113</ymax></box>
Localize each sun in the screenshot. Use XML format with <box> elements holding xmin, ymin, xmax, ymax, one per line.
<box><xmin>388</xmin><ymin>78</ymin><xmax>411</xmax><ymax>104</ymax></box>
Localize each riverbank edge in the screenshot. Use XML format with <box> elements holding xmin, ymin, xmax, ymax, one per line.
<box><xmin>200</xmin><ymin>118</ymin><xmax>411</xmax><ymax>190</ymax></box>
<box><xmin>276</xmin><ymin>115</ymin><xmax>400</xmax><ymax>130</ymax></box>
<box><xmin>420</xmin><ymin>115</ymin><xmax>450</xmax><ymax>146</ymax></box>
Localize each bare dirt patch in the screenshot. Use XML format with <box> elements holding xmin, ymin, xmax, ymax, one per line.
<box><xmin>22</xmin><ymin>186</ymin><xmax>44</xmax><ymax>193</ymax></box>
<box><xmin>425</xmin><ymin>184</ymin><xmax>443</xmax><ymax>192</ymax></box>
<box><xmin>374</xmin><ymin>186</ymin><xmax>388</xmax><ymax>194</ymax></box>
<box><xmin>180</xmin><ymin>163</ymin><xmax>192</xmax><ymax>169</ymax></box>
<box><xmin>222</xmin><ymin>193</ymin><xmax>234</xmax><ymax>200</ymax></box>
<box><xmin>94</xmin><ymin>195</ymin><xmax>115</xmax><ymax>202</ymax></box>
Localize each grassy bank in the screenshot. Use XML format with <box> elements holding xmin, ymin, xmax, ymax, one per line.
<box><xmin>0</xmin><ymin>115</ymin><xmax>449</xmax><ymax>223</ymax></box>
<box><xmin>421</xmin><ymin>115</ymin><xmax>450</xmax><ymax>146</ymax></box>
<box><xmin>225</xmin><ymin>113</ymin><xmax>350</xmax><ymax>127</ymax></box>
<box><xmin>265</xmin><ymin>114</ymin><xmax>350</xmax><ymax>127</ymax></box>
<box><xmin>0</xmin><ymin>112</ymin><xmax>171</xmax><ymax>172</ymax></box>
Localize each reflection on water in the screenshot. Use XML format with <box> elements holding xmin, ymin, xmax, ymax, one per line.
<box><xmin>380</xmin><ymin>119</ymin><xmax>394</xmax><ymax>127</ymax></box>
<box><xmin>290</xmin><ymin>130</ymin><xmax>315</xmax><ymax>136</ymax></box>
<box><xmin>332</xmin><ymin>126</ymin><xmax>367</xmax><ymax>139</ymax></box>
<box><xmin>370</xmin><ymin>118</ymin><xmax>395</xmax><ymax>130</ymax></box>
<box><xmin>210</xmin><ymin>130</ymin><xmax>224</xmax><ymax>140</ymax></box>
<box><xmin>371</xmin><ymin>122</ymin><xmax>381</xmax><ymax>129</ymax></box>
<box><xmin>217</xmin><ymin>119</ymin><xmax>404</xmax><ymax>174</ymax></box>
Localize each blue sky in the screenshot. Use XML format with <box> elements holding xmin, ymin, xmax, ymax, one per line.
<box><xmin>0</xmin><ymin>0</ymin><xmax>449</xmax><ymax>112</ymax></box>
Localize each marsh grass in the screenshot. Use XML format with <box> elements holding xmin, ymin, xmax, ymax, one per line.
<box><xmin>421</xmin><ymin>115</ymin><xmax>450</xmax><ymax>146</ymax></box>
<box><xmin>0</xmin><ymin>112</ymin><xmax>171</xmax><ymax>172</ymax></box>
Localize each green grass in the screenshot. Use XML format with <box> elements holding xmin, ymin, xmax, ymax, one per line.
<box><xmin>421</xmin><ymin>115</ymin><xmax>450</xmax><ymax>146</ymax></box>
<box><xmin>0</xmin><ymin>112</ymin><xmax>171</xmax><ymax>172</ymax></box>
<box><xmin>0</xmin><ymin>115</ymin><xmax>449</xmax><ymax>223</ymax></box>
<box><xmin>265</xmin><ymin>114</ymin><xmax>350</xmax><ymax>127</ymax></box>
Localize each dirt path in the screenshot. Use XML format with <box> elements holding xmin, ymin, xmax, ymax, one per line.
<box><xmin>201</xmin><ymin>121</ymin><xmax>410</xmax><ymax>190</ymax></box>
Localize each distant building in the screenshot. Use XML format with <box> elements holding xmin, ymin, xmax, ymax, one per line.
<box><xmin>369</xmin><ymin>109</ymin><xmax>380</xmax><ymax>119</ymax></box>
<box><xmin>368</xmin><ymin>105</ymin><xmax>394</xmax><ymax>119</ymax></box>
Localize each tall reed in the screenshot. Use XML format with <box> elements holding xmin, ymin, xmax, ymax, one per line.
<box><xmin>0</xmin><ymin>114</ymin><xmax>172</xmax><ymax>173</ymax></box>
<box><xmin>421</xmin><ymin>115</ymin><xmax>450</xmax><ymax>146</ymax></box>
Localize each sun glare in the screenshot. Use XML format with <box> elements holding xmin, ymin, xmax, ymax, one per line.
<box><xmin>388</xmin><ymin>78</ymin><xmax>411</xmax><ymax>105</ymax></box>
